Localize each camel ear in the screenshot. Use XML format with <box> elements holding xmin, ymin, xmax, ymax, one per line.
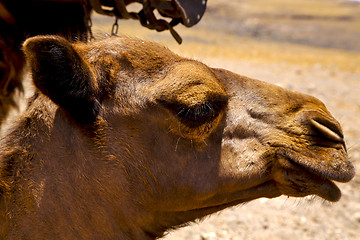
<box><xmin>23</xmin><ymin>36</ymin><xmax>100</xmax><ymax>124</ymax></box>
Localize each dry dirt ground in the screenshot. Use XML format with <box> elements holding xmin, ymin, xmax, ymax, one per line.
<box><xmin>6</xmin><ymin>0</ymin><xmax>360</xmax><ymax>239</ymax></box>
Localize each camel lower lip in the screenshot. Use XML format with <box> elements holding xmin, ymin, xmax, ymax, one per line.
<box><xmin>315</xmin><ymin>179</ymin><xmax>341</xmax><ymax>202</ymax></box>
<box><xmin>277</xmin><ymin>146</ymin><xmax>354</xmax><ymax>183</ymax></box>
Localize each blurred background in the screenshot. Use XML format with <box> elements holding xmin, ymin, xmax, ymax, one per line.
<box><xmin>92</xmin><ymin>0</ymin><xmax>360</xmax><ymax>72</ymax></box>
<box><xmin>91</xmin><ymin>0</ymin><xmax>360</xmax><ymax>239</ymax></box>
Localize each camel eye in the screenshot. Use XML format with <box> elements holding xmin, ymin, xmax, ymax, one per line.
<box><xmin>176</xmin><ymin>103</ymin><xmax>217</xmax><ymax>127</ymax></box>
<box><xmin>159</xmin><ymin>98</ymin><xmax>227</xmax><ymax>128</ymax></box>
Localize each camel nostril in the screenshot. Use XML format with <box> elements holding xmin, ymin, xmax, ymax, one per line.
<box><xmin>310</xmin><ymin>119</ymin><xmax>344</xmax><ymax>143</ymax></box>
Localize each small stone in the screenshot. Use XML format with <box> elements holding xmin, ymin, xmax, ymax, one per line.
<box><xmin>354</xmin><ymin>212</ymin><xmax>360</xmax><ymax>223</ymax></box>
<box><xmin>201</xmin><ymin>232</ymin><xmax>217</xmax><ymax>240</ymax></box>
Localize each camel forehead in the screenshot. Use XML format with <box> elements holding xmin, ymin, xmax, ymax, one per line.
<box><xmin>82</xmin><ymin>38</ymin><xmax>227</xmax><ymax>107</ymax></box>
<box><xmin>84</xmin><ymin>37</ymin><xmax>178</xmax><ymax>63</ymax></box>
<box><xmin>146</xmin><ymin>61</ymin><xmax>227</xmax><ymax>106</ymax></box>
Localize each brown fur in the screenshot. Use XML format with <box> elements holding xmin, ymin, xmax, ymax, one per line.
<box><xmin>0</xmin><ymin>36</ymin><xmax>355</xmax><ymax>239</ymax></box>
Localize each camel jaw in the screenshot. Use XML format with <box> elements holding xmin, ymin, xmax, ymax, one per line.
<box><xmin>160</xmin><ymin>154</ymin><xmax>347</xmax><ymax>235</ymax></box>
<box><xmin>159</xmin><ymin>181</ymin><xmax>282</xmax><ymax>233</ymax></box>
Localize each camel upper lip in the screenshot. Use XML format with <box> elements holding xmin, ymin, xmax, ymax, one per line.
<box><xmin>274</xmin><ymin>114</ymin><xmax>355</xmax><ymax>183</ymax></box>
<box><xmin>277</xmin><ymin>146</ymin><xmax>355</xmax><ymax>183</ymax></box>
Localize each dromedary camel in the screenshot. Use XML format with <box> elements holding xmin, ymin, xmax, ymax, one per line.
<box><xmin>0</xmin><ymin>36</ymin><xmax>355</xmax><ymax>239</ymax></box>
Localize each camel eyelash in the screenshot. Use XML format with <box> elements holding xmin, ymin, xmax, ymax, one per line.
<box><xmin>176</xmin><ymin>103</ymin><xmax>216</xmax><ymax>126</ymax></box>
<box><xmin>158</xmin><ymin>97</ymin><xmax>228</xmax><ymax>128</ymax></box>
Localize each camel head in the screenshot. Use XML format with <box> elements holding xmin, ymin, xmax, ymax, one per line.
<box><xmin>12</xmin><ymin>35</ymin><xmax>355</xmax><ymax>238</ymax></box>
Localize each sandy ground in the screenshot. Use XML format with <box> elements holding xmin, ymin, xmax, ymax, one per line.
<box><xmin>5</xmin><ymin>0</ymin><xmax>359</xmax><ymax>239</ymax></box>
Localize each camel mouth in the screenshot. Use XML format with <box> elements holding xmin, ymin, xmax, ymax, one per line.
<box><xmin>274</xmin><ymin>162</ymin><xmax>342</xmax><ymax>202</ymax></box>
<box><xmin>273</xmin><ymin>145</ymin><xmax>354</xmax><ymax>202</ymax></box>
<box><xmin>268</xmin><ymin>115</ymin><xmax>355</xmax><ymax>202</ymax></box>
